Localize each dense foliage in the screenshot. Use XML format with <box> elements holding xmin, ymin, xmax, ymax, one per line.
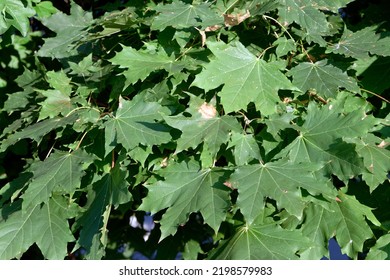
<box><xmin>0</xmin><ymin>0</ymin><xmax>389</xmax><ymax>260</ymax></box>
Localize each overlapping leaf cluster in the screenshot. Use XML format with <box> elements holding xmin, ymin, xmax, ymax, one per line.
<box><xmin>0</xmin><ymin>0</ymin><xmax>389</xmax><ymax>260</ymax></box>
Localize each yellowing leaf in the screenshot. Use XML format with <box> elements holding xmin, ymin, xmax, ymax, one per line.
<box><xmin>223</xmin><ymin>10</ymin><xmax>250</xmax><ymax>27</ymax></box>
<box><xmin>198</xmin><ymin>102</ymin><xmax>217</xmax><ymax>119</ymax></box>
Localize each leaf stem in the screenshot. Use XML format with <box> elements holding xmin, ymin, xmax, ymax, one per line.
<box><xmin>223</xmin><ymin>0</ymin><xmax>240</xmax><ymax>14</ymax></box>
<box><xmin>262</xmin><ymin>15</ymin><xmax>296</xmax><ymax>44</ymax></box>
<box><xmin>75</xmin><ymin>130</ymin><xmax>89</xmax><ymax>151</ymax></box>
<box><xmin>361</xmin><ymin>88</ymin><xmax>390</xmax><ymax>104</ymax></box>
<box><xmin>65</xmin><ymin>106</ymin><xmax>101</xmax><ymax>118</ymax></box>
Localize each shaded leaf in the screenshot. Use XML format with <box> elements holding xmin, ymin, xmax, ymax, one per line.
<box><xmin>104</xmin><ymin>95</ymin><xmax>171</xmax><ymax>154</ymax></box>
<box><xmin>139</xmin><ymin>161</ymin><xmax>231</xmax><ymax>240</ymax></box>
<box><xmin>289</xmin><ymin>60</ymin><xmax>360</xmax><ymax>98</ymax></box>
<box><xmin>110</xmin><ymin>46</ymin><xmax>185</xmax><ymax>87</ymax></box>
<box><xmin>301</xmin><ymin>192</ymin><xmax>380</xmax><ymax>259</ymax></box>
<box><xmin>152</xmin><ymin>1</ymin><xmax>221</xmax><ymax>30</ymax></box>
<box><xmin>0</xmin><ymin>113</ymin><xmax>79</xmax><ymax>152</ymax></box>
<box><xmin>355</xmin><ymin>135</ymin><xmax>390</xmax><ymax>192</ymax></box>
<box><xmin>366</xmin><ymin>234</ymin><xmax>390</xmax><ymax>260</ymax></box>
<box><xmin>21</xmin><ymin>150</ymin><xmax>91</xmax><ymax>210</ymax></box>
<box><xmin>0</xmin><ymin>196</ymin><xmax>76</xmax><ymax>260</ymax></box>
<box><xmin>75</xmin><ymin>165</ymin><xmax>131</xmax><ymax>259</ymax></box>
<box><xmin>329</xmin><ymin>26</ymin><xmax>381</xmax><ymax>59</ymax></box>
<box><xmin>38</xmin><ymin>3</ymin><xmax>93</xmax><ymax>58</ymax></box>
<box><xmin>278</xmin><ymin>0</ymin><xmax>330</xmax><ymax>44</ymax></box>
<box><xmin>278</xmin><ymin>99</ymin><xmax>378</xmax><ymax>180</ymax></box>
<box><xmin>227</xmin><ymin>132</ymin><xmax>262</xmax><ymax>165</ymax></box>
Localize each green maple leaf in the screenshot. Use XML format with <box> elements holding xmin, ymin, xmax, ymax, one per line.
<box><xmin>300</xmin><ymin>203</ymin><xmax>335</xmax><ymax>259</ymax></box>
<box><xmin>164</xmin><ymin>102</ymin><xmax>241</xmax><ymax>158</ymax></box>
<box><xmin>278</xmin><ymin>99</ymin><xmax>379</xmax><ymax>181</ymax></box>
<box><xmin>75</xmin><ymin>165</ymin><xmax>131</xmax><ymax>259</ymax></box>
<box><xmin>355</xmin><ymin>134</ymin><xmax>390</xmax><ymax>192</ymax></box>
<box><xmin>302</xmin><ymin>192</ymin><xmax>380</xmax><ymax>259</ymax></box>
<box><xmin>21</xmin><ymin>150</ymin><xmax>91</xmax><ymax>210</ymax></box>
<box><xmin>110</xmin><ymin>46</ymin><xmax>186</xmax><ymax>87</ymax></box>
<box><xmin>274</xmin><ymin>36</ymin><xmax>296</xmax><ymax>57</ymax></box>
<box><xmin>0</xmin><ymin>196</ymin><xmax>75</xmax><ymax>260</ymax></box>
<box><xmin>35</xmin><ymin>196</ymin><xmax>77</xmax><ymax>259</ymax></box>
<box><xmin>3</xmin><ymin>68</ymin><xmax>41</xmax><ymax>113</ymax></box>
<box><xmin>278</xmin><ymin>0</ymin><xmax>330</xmax><ymax>44</ymax></box>
<box><xmin>359</xmin><ymin>57</ymin><xmax>390</xmax><ymax>94</ymax></box>
<box><xmin>0</xmin><ymin>0</ymin><xmax>35</xmax><ymax>36</ymax></box>
<box><xmin>37</xmin><ymin>3</ymin><xmax>93</xmax><ymax>58</ymax></box>
<box><xmin>366</xmin><ymin>234</ymin><xmax>390</xmax><ymax>260</ymax></box>
<box><xmin>37</xmin><ymin>70</ymin><xmax>74</xmax><ymax>120</ymax></box>
<box><xmin>33</xmin><ymin>1</ymin><xmax>58</xmax><ymax>19</ymax></box>
<box><xmin>151</xmin><ymin>1</ymin><xmax>221</xmax><ymax>30</ymax></box>
<box><xmin>230</xmin><ymin>158</ymin><xmax>335</xmax><ymax>222</ymax></box>
<box><xmin>104</xmin><ymin>95</ymin><xmax>171</xmax><ymax>154</ymax></box>
<box><xmin>192</xmin><ymin>41</ymin><xmax>296</xmax><ymax>115</ymax></box>
<box><xmin>0</xmin><ymin>113</ymin><xmax>79</xmax><ymax>152</ymax></box>
<box><xmin>289</xmin><ymin>60</ymin><xmax>360</xmax><ymax>98</ymax></box>
<box><xmin>139</xmin><ymin>160</ymin><xmax>231</xmax><ymax>240</ymax></box>
<box><xmin>209</xmin><ymin>215</ymin><xmax>312</xmax><ymax>259</ymax></box>
<box><xmin>37</xmin><ymin>89</ymin><xmax>73</xmax><ymax>120</ymax></box>
<box><xmin>329</xmin><ymin>26</ymin><xmax>382</xmax><ymax>59</ymax></box>
<box><xmin>313</xmin><ymin>0</ymin><xmax>355</xmax><ymax>12</ymax></box>
<box><xmin>227</xmin><ymin>132</ymin><xmax>262</xmax><ymax>165</ymax></box>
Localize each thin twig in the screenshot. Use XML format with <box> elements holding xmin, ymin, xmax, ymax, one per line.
<box><xmin>361</xmin><ymin>88</ymin><xmax>390</xmax><ymax>104</ymax></box>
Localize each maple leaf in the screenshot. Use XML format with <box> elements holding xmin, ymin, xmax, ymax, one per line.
<box><xmin>354</xmin><ymin>134</ymin><xmax>390</xmax><ymax>192</ymax></box>
<box><xmin>329</xmin><ymin>26</ymin><xmax>383</xmax><ymax>59</ymax></box>
<box><xmin>104</xmin><ymin>95</ymin><xmax>171</xmax><ymax>154</ymax></box>
<box><xmin>151</xmin><ymin>1</ymin><xmax>221</xmax><ymax>30</ymax></box>
<box><xmin>302</xmin><ymin>192</ymin><xmax>380</xmax><ymax>259</ymax></box>
<box><xmin>278</xmin><ymin>99</ymin><xmax>379</xmax><ymax>181</ymax></box>
<box><xmin>192</xmin><ymin>41</ymin><xmax>296</xmax><ymax>115</ymax></box>
<box><xmin>0</xmin><ymin>196</ymin><xmax>76</xmax><ymax>259</ymax></box>
<box><xmin>227</xmin><ymin>132</ymin><xmax>262</xmax><ymax>165</ymax></box>
<box><xmin>366</xmin><ymin>234</ymin><xmax>390</xmax><ymax>260</ymax></box>
<box><xmin>0</xmin><ymin>113</ymin><xmax>79</xmax><ymax>152</ymax></box>
<box><xmin>37</xmin><ymin>2</ymin><xmax>93</xmax><ymax>58</ymax></box>
<box><xmin>278</xmin><ymin>0</ymin><xmax>330</xmax><ymax>45</ymax></box>
<box><xmin>75</xmin><ymin>165</ymin><xmax>131</xmax><ymax>259</ymax></box>
<box><xmin>21</xmin><ymin>150</ymin><xmax>91</xmax><ymax>210</ymax></box>
<box><xmin>164</xmin><ymin>109</ymin><xmax>241</xmax><ymax>158</ymax></box>
<box><xmin>230</xmin><ymin>158</ymin><xmax>335</xmax><ymax>222</ymax></box>
<box><xmin>109</xmin><ymin>46</ymin><xmax>186</xmax><ymax>87</ymax></box>
<box><xmin>312</xmin><ymin>0</ymin><xmax>355</xmax><ymax>13</ymax></box>
<box><xmin>0</xmin><ymin>0</ymin><xmax>35</xmax><ymax>36</ymax></box>
<box><xmin>208</xmin><ymin>213</ymin><xmax>312</xmax><ymax>260</ymax></box>
<box><xmin>139</xmin><ymin>160</ymin><xmax>231</xmax><ymax>240</ymax></box>
<box><xmin>289</xmin><ymin>59</ymin><xmax>360</xmax><ymax>98</ymax></box>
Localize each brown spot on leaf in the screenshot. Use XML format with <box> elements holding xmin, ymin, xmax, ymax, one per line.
<box><xmin>198</xmin><ymin>102</ymin><xmax>217</xmax><ymax>119</ymax></box>
<box><xmin>223</xmin><ymin>10</ymin><xmax>250</xmax><ymax>27</ymax></box>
